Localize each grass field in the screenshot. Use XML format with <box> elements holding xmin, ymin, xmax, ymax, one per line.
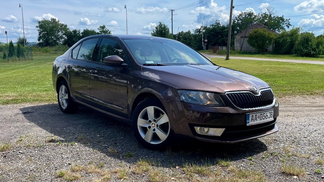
<box><xmin>0</xmin><ymin>54</ymin><xmax>57</xmax><ymax>104</ymax></box>
<box><xmin>0</xmin><ymin>53</ymin><xmax>323</xmax><ymax>104</ymax></box>
<box><xmin>200</xmin><ymin>49</ymin><xmax>324</xmax><ymax>61</ymax></box>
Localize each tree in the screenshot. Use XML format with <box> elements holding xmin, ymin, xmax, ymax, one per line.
<box><xmin>151</xmin><ymin>22</ymin><xmax>170</xmax><ymax>38</ymax></box>
<box><xmin>81</xmin><ymin>29</ymin><xmax>97</xmax><ymax>38</ymax></box>
<box><xmin>17</xmin><ymin>43</ymin><xmax>22</xmax><ymax>60</ymax></box>
<box><xmin>232</xmin><ymin>11</ymin><xmax>256</xmax><ymax>36</ymax></box>
<box><xmin>273</xmin><ymin>28</ymin><xmax>300</xmax><ymax>54</ymax></box>
<box><xmin>294</xmin><ymin>32</ymin><xmax>320</xmax><ymax>57</ymax></box>
<box><xmin>2</xmin><ymin>52</ymin><xmax>7</xmax><ymax>60</ymax></box>
<box><xmin>316</xmin><ymin>35</ymin><xmax>324</xmax><ymax>55</ymax></box>
<box><xmin>232</xmin><ymin>9</ymin><xmax>291</xmax><ymax>36</ymax></box>
<box><xmin>247</xmin><ymin>28</ymin><xmax>275</xmax><ymax>53</ymax></box>
<box><xmin>8</xmin><ymin>41</ymin><xmax>15</xmax><ymax>58</ymax></box>
<box><xmin>177</xmin><ymin>31</ymin><xmax>194</xmax><ymax>47</ymax></box>
<box><xmin>36</xmin><ymin>18</ymin><xmax>68</xmax><ymax>47</ymax></box>
<box><xmin>17</xmin><ymin>37</ymin><xmax>28</xmax><ymax>46</ymax></box>
<box><xmin>204</xmin><ymin>21</ymin><xmax>228</xmax><ymax>47</ymax></box>
<box><xmin>98</xmin><ymin>25</ymin><xmax>111</xmax><ymax>34</ymax></box>
<box><xmin>63</xmin><ymin>29</ymin><xmax>81</xmax><ymax>47</ymax></box>
<box><xmin>257</xmin><ymin>12</ymin><xmax>291</xmax><ymax>32</ymax></box>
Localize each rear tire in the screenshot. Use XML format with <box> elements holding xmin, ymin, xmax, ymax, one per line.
<box><xmin>57</xmin><ymin>81</ymin><xmax>78</xmax><ymax>113</ymax></box>
<box><xmin>132</xmin><ymin>98</ymin><xmax>172</xmax><ymax>150</ymax></box>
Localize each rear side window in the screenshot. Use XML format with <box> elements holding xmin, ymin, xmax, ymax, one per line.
<box><xmin>72</xmin><ymin>44</ymin><xmax>81</xmax><ymax>59</ymax></box>
<box><xmin>77</xmin><ymin>38</ymin><xmax>99</xmax><ymax>61</ymax></box>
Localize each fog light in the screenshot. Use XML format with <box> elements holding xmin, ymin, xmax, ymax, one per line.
<box><xmin>194</xmin><ymin>127</ymin><xmax>225</xmax><ymax>136</ymax></box>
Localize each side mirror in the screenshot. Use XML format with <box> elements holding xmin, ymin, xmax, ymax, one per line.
<box><xmin>103</xmin><ymin>55</ymin><xmax>124</xmax><ymax>66</ymax></box>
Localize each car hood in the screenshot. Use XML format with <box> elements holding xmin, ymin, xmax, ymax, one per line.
<box><xmin>141</xmin><ymin>65</ymin><xmax>270</xmax><ymax>93</ymax></box>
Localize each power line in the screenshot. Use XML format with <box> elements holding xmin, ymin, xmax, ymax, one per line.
<box><xmin>235</xmin><ymin>0</ymin><xmax>277</xmax><ymax>7</ymax></box>
<box><xmin>174</xmin><ymin>0</ymin><xmax>200</xmax><ymax>11</ymax></box>
<box><xmin>160</xmin><ymin>11</ymin><xmax>171</xmax><ymax>23</ymax></box>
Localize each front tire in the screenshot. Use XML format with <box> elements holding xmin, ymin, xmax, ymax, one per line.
<box><xmin>132</xmin><ymin>98</ymin><xmax>172</xmax><ymax>150</ymax></box>
<box><xmin>57</xmin><ymin>81</ymin><xmax>78</xmax><ymax>113</ymax></box>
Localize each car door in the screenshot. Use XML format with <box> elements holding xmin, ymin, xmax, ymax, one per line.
<box><xmin>88</xmin><ymin>38</ymin><xmax>129</xmax><ymax>116</ymax></box>
<box><xmin>68</xmin><ymin>37</ymin><xmax>100</xmax><ymax>103</ymax></box>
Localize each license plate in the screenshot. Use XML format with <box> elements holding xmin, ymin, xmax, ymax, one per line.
<box><xmin>246</xmin><ymin>110</ymin><xmax>274</xmax><ymax>126</ymax></box>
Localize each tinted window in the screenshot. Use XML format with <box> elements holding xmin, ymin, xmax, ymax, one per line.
<box><xmin>123</xmin><ymin>38</ymin><xmax>212</xmax><ymax>65</ymax></box>
<box><xmin>72</xmin><ymin>44</ymin><xmax>81</xmax><ymax>59</ymax></box>
<box><xmin>77</xmin><ymin>38</ymin><xmax>99</xmax><ymax>61</ymax></box>
<box><xmin>97</xmin><ymin>38</ymin><xmax>124</xmax><ymax>62</ymax></box>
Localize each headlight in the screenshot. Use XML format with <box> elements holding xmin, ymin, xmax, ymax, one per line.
<box><xmin>178</xmin><ymin>90</ymin><xmax>225</xmax><ymax>107</ymax></box>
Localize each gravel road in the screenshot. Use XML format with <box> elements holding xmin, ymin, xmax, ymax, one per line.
<box><xmin>0</xmin><ymin>96</ymin><xmax>324</xmax><ymax>182</ymax></box>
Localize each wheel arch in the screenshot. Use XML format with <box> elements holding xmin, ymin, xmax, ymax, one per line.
<box><xmin>55</xmin><ymin>76</ymin><xmax>68</xmax><ymax>93</ymax></box>
<box><xmin>131</xmin><ymin>92</ymin><xmax>164</xmax><ymax>117</ymax></box>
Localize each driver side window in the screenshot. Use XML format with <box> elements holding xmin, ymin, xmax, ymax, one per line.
<box><xmin>97</xmin><ymin>38</ymin><xmax>124</xmax><ymax>62</ymax></box>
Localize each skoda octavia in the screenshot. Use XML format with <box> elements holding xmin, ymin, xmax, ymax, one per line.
<box><xmin>52</xmin><ymin>35</ymin><xmax>279</xmax><ymax>149</ymax></box>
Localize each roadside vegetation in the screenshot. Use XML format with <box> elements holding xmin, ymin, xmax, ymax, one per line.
<box><xmin>53</xmin><ymin>158</ymin><xmax>267</xmax><ymax>182</ymax></box>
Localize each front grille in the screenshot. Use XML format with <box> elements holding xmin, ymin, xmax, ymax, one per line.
<box><xmin>226</xmin><ymin>89</ymin><xmax>274</xmax><ymax>109</ymax></box>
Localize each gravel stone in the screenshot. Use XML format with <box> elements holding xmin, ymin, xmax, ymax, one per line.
<box><xmin>0</xmin><ymin>95</ymin><xmax>323</xmax><ymax>181</ymax></box>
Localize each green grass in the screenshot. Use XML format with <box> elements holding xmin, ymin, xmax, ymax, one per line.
<box><xmin>0</xmin><ymin>54</ymin><xmax>58</xmax><ymax>104</ymax></box>
<box><xmin>212</xmin><ymin>58</ymin><xmax>324</xmax><ymax>97</ymax></box>
<box><xmin>201</xmin><ymin>49</ymin><xmax>324</xmax><ymax>61</ymax></box>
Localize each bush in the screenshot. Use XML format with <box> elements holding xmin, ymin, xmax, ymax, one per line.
<box><xmin>273</xmin><ymin>28</ymin><xmax>300</xmax><ymax>54</ymax></box>
<box><xmin>294</xmin><ymin>32</ymin><xmax>320</xmax><ymax>57</ymax></box>
<box><xmin>2</xmin><ymin>52</ymin><xmax>7</xmax><ymax>60</ymax></box>
<box><xmin>8</xmin><ymin>41</ymin><xmax>15</xmax><ymax>58</ymax></box>
<box><xmin>316</xmin><ymin>35</ymin><xmax>324</xmax><ymax>55</ymax></box>
<box><xmin>247</xmin><ymin>28</ymin><xmax>276</xmax><ymax>54</ymax></box>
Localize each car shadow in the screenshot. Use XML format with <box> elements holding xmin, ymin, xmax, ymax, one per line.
<box><xmin>20</xmin><ymin>103</ymin><xmax>268</xmax><ymax>167</ymax></box>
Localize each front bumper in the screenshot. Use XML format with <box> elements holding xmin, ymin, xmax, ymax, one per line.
<box><xmin>167</xmin><ymin>99</ymin><xmax>279</xmax><ymax>143</ymax></box>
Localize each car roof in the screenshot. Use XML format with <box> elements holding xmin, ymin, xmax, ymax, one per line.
<box><xmin>83</xmin><ymin>34</ymin><xmax>167</xmax><ymax>40</ymax></box>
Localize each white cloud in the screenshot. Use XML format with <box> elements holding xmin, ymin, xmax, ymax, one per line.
<box><xmin>32</xmin><ymin>13</ymin><xmax>58</xmax><ymax>23</ymax></box>
<box><xmin>105</xmin><ymin>7</ymin><xmax>121</xmax><ymax>13</ymax></box>
<box><xmin>233</xmin><ymin>7</ymin><xmax>256</xmax><ymax>17</ymax></box>
<box><xmin>2</xmin><ymin>15</ymin><xmax>18</xmax><ymax>23</ymax></box>
<box><xmin>136</xmin><ymin>7</ymin><xmax>168</xmax><ymax>14</ymax></box>
<box><xmin>109</xmin><ymin>20</ymin><xmax>118</xmax><ymax>26</ymax></box>
<box><xmin>294</xmin><ymin>0</ymin><xmax>324</xmax><ymax>13</ymax></box>
<box><xmin>298</xmin><ymin>14</ymin><xmax>324</xmax><ymax>27</ymax></box>
<box><xmin>191</xmin><ymin>0</ymin><xmax>229</xmax><ymax>25</ymax></box>
<box><xmin>79</xmin><ymin>18</ymin><xmax>98</xmax><ymax>25</ymax></box>
<box><xmin>143</xmin><ymin>23</ymin><xmax>157</xmax><ymax>31</ymax></box>
<box><xmin>259</xmin><ymin>3</ymin><xmax>270</xmax><ymax>13</ymax></box>
<box><xmin>0</xmin><ymin>26</ymin><xmax>5</xmax><ymax>29</ymax></box>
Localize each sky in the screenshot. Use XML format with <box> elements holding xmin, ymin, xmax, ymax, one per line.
<box><xmin>1</xmin><ymin>0</ymin><xmax>324</xmax><ymax>44</ymax></box>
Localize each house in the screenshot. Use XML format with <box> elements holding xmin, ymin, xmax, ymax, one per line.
<box><xmin>234</xmin><ymin>23</ymin><xmax>276</xmax><ymax>52</ymax></box>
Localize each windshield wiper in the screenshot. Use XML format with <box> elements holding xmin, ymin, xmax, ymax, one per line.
<box><xmin>143</xmin><ymin>63</ymin><xmax>165</xmax><ymax>66</ymax></box>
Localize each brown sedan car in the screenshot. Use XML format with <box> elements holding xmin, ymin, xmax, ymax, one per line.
<box><xmin>52</xmin><ymin>35</ymin><xmax>279</xmax><ymax>149</ymax></box>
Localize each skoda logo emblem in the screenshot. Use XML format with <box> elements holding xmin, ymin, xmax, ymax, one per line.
<box><xmin>251</xmin><ymin>86</ymin><xmax>259</xmax><ymax>94</ymax></box>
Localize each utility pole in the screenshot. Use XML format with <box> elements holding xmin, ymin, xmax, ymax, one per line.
<box><xmin>124</xmin><ymin>5</ymin><xmax>128</xmax><ymax>34</ymax></box>
<box><xmin>19</xmin><ymin>4</ymin><xmax>25</xmax><ymax>46</ymax></box>
<box><xmin>171</xmin><ymin>9</ymin><xmax>174</xmax><ymax>35</ymax></box>
<box><xmin>226</xmin><ymin>0</ymin><xmax>234</xmax><ymax>60</ymax></box>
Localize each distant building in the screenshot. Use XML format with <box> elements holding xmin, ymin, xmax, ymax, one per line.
<box><xmin>234</xmin><ymin>23</ymin><xmax>276</xmax><ymax>52</ymax></box>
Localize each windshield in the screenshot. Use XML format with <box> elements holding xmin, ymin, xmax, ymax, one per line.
<box><xmin>122</xmin><ymin>38</ymin><xmax>213</xmax><ymax>66</ymax></box>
